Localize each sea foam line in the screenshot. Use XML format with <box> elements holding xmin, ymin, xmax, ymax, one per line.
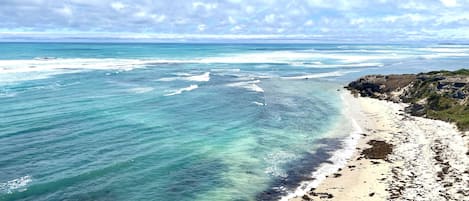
<box><xmin>226</xmin><ymin>80</ymin><xmax>264</xmax><ymax>93</ymax></box>
<box><xmin>158</xmin><ymin>72</ymin><xmax>210</xmax><ymax>82</ymax></box>
<box><xmin>164</xmin><ymin>85</ymin><xmax>198</xmax><ymax>96</ymax></box>
<box><xmin>1</xmin><ymin>47</ymin><xmax>468</xmax><ymax>75</ymax></box>
<box><xmin>279</xmin><ymin>93</ymin><xmax>364</xmax><ymax>201</ymax></box>
<box><xmin>129</xmin><ymin>87</ymin><xmax>154</xmax><ymax>94</ymax></box>
<box><xmin>280</xmin><ymin>71</ymin><xmax>353</xmax><ymax>80</ymax></box>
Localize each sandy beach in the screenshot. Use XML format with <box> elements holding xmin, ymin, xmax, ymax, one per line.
<box><xmin>289</xmin><ymin>92</ymin><xmax>469</xmax><ymax>201</ymax></box>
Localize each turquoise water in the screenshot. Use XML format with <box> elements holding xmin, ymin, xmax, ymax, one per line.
<box><xmin>1</xmin><ymin>43</ymin><xmax>469</xmax><ymax>201</ymax></box>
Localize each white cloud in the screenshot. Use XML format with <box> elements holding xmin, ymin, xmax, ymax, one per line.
<box><xmin>305</xmin><ymin>0</ymin><xmax>361</xmax><ymax>10</ymax></box>
<box><xmin>320</xmin><ymin>28</ymin><xmax>330</xmax><ymax>33</ymax></box>
<box><xmin>435</xmin><ymin>12</ymin><xmax>469</xmax><ymax>24</ymax></box>
<box><xmin>231</xmin><ymin>25</ymin><xmax>242</xmax><ymax>31</ymax></box>
<box><xmin>174</xmin><ymin>18</ymin><xmax>189</xmax><ymax>25</ymax></box>
<box><xmin>198</xmin><ymin>24</ymin><xmax>206</xmax><ymax>31</ymax></box>
<box><xmin>304</xmin><ymin>20</ymin><xmax>314</xmax><ymax>26</ymax></box>
<box><xmin>151</xmin><ymin>14</ymin><xmax>166</xmax><ymax>23</ymax></box>
<box><xmin>350</xmin><ymin>18</ymin><xmax>368</xmax><ymax>26</ymax></box>
<box><xmin>134</xmin><ymin>11</ymin><xmax>146</xmax><ymax>18</ymax></box>
<box><xmin>228</xmin><ymin>16</ymin><xmax>236</xmax><ymax>24</ymax></box>
<box><xmin>192</xmin><ymin>2</ymin><xmax>218</xmax><ymax>10</ymax></box>
<box><xmin>383</xmin><ymin>14</ymin><xmax>430</xmax><ymax>23</ymax></box>
<box><xmin>3</xmin><ymin>0</ymin><xmax>469</xmax><ymax>42</ymax></box>
<box><xmin>111</xmin><ymin>2</ymin><xmax>126</xmax><ymax>11</ymax></box>
<box><xmin>264</xmin><ymin>14</ymin><xmax>276</xmax><ymax>24</ymax></box>
<box><xmin>399</xmin><ymin>1</ymin><xmax>429</xmax><ymax>10</ymax></box>
<box><xmin>383</xmin><ymin>16</ymin><xmax>398</xmax><ymax>23</ymax></box>
<box><xmin>57</xmin><ymin>6</ymin><xmax>72</xmax><ymax>17</ymax></box>
<box><xmin>440</xmin><ymin>0</ymin><xmax>458</xmax><ymax>7</ymax></box>
<box><xmin>245</xmin><ymin>6</ymin><xmax>255</xmax><ymax>14</ymax></box>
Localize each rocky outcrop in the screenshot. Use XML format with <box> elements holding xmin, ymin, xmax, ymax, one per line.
<box><xmin>346</xmin><ymin>69</ymin><xmax>469</xmax><ymax>130</ymax></box>
<box><xmin>345</xmin><ymin>74</ymin><xmax>416</xmax><ymax>102</ymax></box>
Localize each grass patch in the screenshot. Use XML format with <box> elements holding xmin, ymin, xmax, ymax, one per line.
<box><xmin>426</xmin><ymin>69</ymin><xmax>469</xmax><ymax>76</ymax></box>
<box><xmin>426</xmin><ymin>101</ymin><xmax>469</xmax><ymax>130</ymax></box>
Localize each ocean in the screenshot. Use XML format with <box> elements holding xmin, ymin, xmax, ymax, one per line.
<box><xmin>1</xmin><ymin>43</ymin><xmax>468</xmax><ymax>201</ymax></box>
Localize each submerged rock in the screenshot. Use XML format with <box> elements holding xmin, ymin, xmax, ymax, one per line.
<box><xmin>404</xmin><ymin>104</ymin><xmax>426</xmax><ymax>116</ymax></box>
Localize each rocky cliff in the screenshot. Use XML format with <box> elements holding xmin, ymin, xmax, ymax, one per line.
<box><xmin>346</xmin><ymin>69</ymin><xmax>469</xmax><ymax>130</ymax></box>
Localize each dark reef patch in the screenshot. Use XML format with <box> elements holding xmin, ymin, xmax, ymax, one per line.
<box><xmin>256</xmin><ymin>138</ymin><xmax>342</xmax><ymax>201</ymax></box>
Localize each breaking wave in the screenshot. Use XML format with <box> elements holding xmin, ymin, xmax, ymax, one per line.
<box><xmin>226</xmin><ymin>80</ymin><xmax>264</xmax><ymax>93</ymax></box>
<box><xmin>0</xmin><ymin>175</ymin><xmax>32</xmax><ymax>194</ymax></box>
<box><xmin>164</xmin><ymin>85</ymin><xmax>199</xmax><ymax>96</ymax></box>
<box><xmin>158</xmin><ymin>72</ymin><xmax>210</xmax><ymax>82</ymax></box>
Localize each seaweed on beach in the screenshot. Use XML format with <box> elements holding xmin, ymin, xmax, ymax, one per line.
<box><xmin>361</xmin><ymin>140</ymin><xmax>394</xmax><ymax>160</ymax></box>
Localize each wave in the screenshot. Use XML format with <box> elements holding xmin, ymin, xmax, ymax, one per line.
<box><xmin>226</xmin><ymin>80</ymin><xmax>264</xmax><ymax>93</ymax></box>
<box><xmin>2</xmin><ymin>47</ymin><xmax>469</xmax><ymax>75</ymax></box>
<box><xmin>292</xmin><ymin>62</ymin><xmax>384</xmax><ymax>68</ymax></box>
<box><xmin>252</xmin><ymin>101</ymin><xmax>265</xmax><ymax>106</ymax></box>
<box><xmin>0</xmin><ymin>52</ymin><xmax>397</xmax><ymax>75</ymax></box>
<box><xmin>128</xmin><ymin>87</ymin><xmax>154</xmax><ymax>94</ymax></box>
<box><xmin>0</xmin><ymin>58</ymin><xmax>144</xmax><ymax>74</ymax></box>
<box><xmin>158</xmin><ymin>72</ymin><xmax>210</xmax><ymax>82</ymax></box>
<box><xmin>419</xmin><ymin>52</ymin><xmax>469</xmax><ymax>59</ymax></box>
<box><xmin>0</xmin><ymin>175</ymin><xmax>32</xmax><ymax>194</ymax></box>
<box><xmin>280</xmin><ymin>71</ymin><xmax>355</xmax><ymax>80</ymax></box>
<box><xmin>418</xmin><ymin>46</ymin><xmax>469</xmax><ymax>53</ymax></box>
<box><xmin>210</xmin><ymin>68</ymin><xmax>241</xmax><ymax>72</ymax></box>
<box><xmin>164</xmin><ymin>85</ymin><xmax>198</xmax><ymax>96</ymax></box>
<box><xmin>2</xmin><ymin>47</ymin><xmax>469</xmax><ymax>85</ymax></box>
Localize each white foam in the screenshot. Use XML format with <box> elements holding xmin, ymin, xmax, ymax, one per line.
<box><xmin>420</xmin><ymin>52</ymin><xmax>469</xmax><ymax>59</ymax></box>
<box><xmin>129</xmin><ymin>87</ymin><xmax>154</xmax><ymax>94</ymax></box>
<box><xmin>0</xmin><ymin>51</ymin><xmax>397</xmax><ymax>78</ymax></box>
<box><xmin>186</xmin><ymin>72</ymin><xmax>210</xmax><ymax>82</ymax></box>
<box><xmin>0</xmin><ymin>175</ymin><xmax>32</xmax><ymax>194</ymax></box>
<box><xmin>419</xmin><ymin>47</ymin><xmax>469</xmax><ymax>53</ymax></box>
<box><xmin>294</xmin><ymin>62</ymin><xmax>384</xmax><ymax>68</ymax></box>
<box><xmin>210</xmin><ymin>68</ymin><xmax>241</xmax><ymax>72</ymax></box>
<box><xmin>252</xmin><ymin>101</ymin><xmax>266</xmax><ymax>106</ymax></box>
<box><xmin>0</xmin><ymin>58</ymin><xmax>146</xmax><ymax>74</ymax></box>
<box><xmin>280</xmin><ymin>71</ymin><xmax>353</xmax><ymax>80</ymax></box>
<box><xmin>164</xmin><ymin>85</ymin><xmax>198</xmax><ymax>96</ymax></box>
<box><xmin>279</xmin><ymin>93</ymin><xmax>363</xmax><ymax>201</ymax></box>
<box><xmin>198</xmin><ymin>51</ymin><xmax>395</xmax><ymax>65</ymax></box>
<box><xmin>158</xmin><ymin>72</ymin><xmax>210</xmax><ymax>82</ymax></box>
<box><xmin>264</xmin><ymin>151</ymin><xmax>297</xmax><ymax>178</ymax></box>
<box><xmin>0</xmin><ymin>58</ymin><xmax>149</xmax><ymax>85</ymax></box>
<box><xmin>226</xmin><ymin>80</ymin><xmax>264</xmax><ymax>93</ymax></box>
<box><xmin>0</xmin><ymin>89</ymin><xmax>17</xmax><ymax>97</ymax></box>
<box><xmin>0</xmin><ymin>47</ymin><xmax>467</xmax><ymax>77</ymax></box>
<box><xmin>2</xmin><ymin>46</ymin><xmax>469</xmax><ymax>84</ymax></box>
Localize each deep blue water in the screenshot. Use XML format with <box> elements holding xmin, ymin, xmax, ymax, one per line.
<box><xmin>1</xmin><ymin>43</ymin><xmax>469</xmax><ymax>201</ymax></box>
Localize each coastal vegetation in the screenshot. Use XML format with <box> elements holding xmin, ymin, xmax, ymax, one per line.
<box><xmin>346</xmin><ymin>69</ymin><xmax>469</xmax><ymax>130</ymax></box>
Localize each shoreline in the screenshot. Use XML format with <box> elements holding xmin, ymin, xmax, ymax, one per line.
<box><xmin>288</xmin><ymin>92</ymin><xmax>469</xmax><ymax>201</ymax></box>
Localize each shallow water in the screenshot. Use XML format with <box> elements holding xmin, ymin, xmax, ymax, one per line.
<box><xmin>1</xmin><ymin>43</ymin><xmax>469</xmax><ymax>201</ymax></box>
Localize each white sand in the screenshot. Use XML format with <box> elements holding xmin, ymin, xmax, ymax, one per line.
<box><xmin>289</xmin><ymin>92</ymin><xmax>469</xmax><ymax>201</ymax></box>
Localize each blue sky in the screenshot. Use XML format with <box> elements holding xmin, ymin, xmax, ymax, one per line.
<box><xmin>1</xmin><ymin>0</ymin><xmax>469</xmax><ymax>42</ymax></box>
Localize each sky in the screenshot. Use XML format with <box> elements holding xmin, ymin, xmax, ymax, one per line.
<box><xmin>1</xmin><ymin>0</ymin><xmax>469</xmax><ymax>42</ymax></box>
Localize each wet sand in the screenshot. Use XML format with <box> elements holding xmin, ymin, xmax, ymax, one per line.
<box><xmin>289</xmin><ymin>93</ymin><xmax>469</xmax><ymax>201</ymax></box>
